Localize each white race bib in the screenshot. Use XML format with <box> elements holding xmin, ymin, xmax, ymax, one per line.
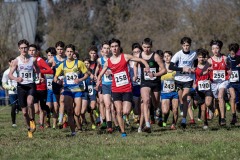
<box><xmin>213</xmin><ymin>70</ymin><xmax>225</xmax><ymax>81</ymax></box>
<box><xmin>144</xmin><ymin>68</ymin><xmax>157</xmax><ymax>80</ymax></box>
<box><xmin>230</xmin><ymin>70</ymin><xmax>239</xmax><ymax>82</ymax></box>
<box><xmin>88</xmin><ymin>85</ymin><xmax>94</xmax><ymax>96</ymax></box>
<box><xmin>65</xmin><ymin>72</ymin><xmax>78</xmax><ymax>84</ymax></box>
<box><xmin>198</xmin><ymin>80</ymin><xmax>210</xmax><ymax>91</ymax></box>
<box><xmin>114</xmin><ymin>71</ymin><xmax>129</xmax><ymax>87</ymax></box>
<box><xmin>47</xmin><ymin>79</ymin><xmax>53</xmax><ymax>90</ymax></box>
<box><xmin>19</xmin><ymin>70</ymin><xmax>33</xmax><ymax>82</ymax></box>
<box><xmin>162</xmin><ymin>80</ymin><xmax>175</xmax><ymax>92</ymax></box>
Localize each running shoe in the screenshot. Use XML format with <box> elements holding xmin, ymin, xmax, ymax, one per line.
<box><xmin>230</xmin><ymin>117</ymin><xmax>237</xmax><ymax>125</ymax></box>
<box><xmin>162</xmin><ymin>122</ymin><xmax>167</xmax><ymax>127</ymax></box>
<box><xmin>107</xmin><ymin>128</ymin><xmax>113</xmax><ymax>134</ymax></box>
<box><xmin>214</xmin><ymin>109</ymin><xmax>219</xmax><ymax>117</ymax></box>
<box><xmin>66</xmin><ymin>132</ymin><xmax>76</xmax><ymax>137</ymax></box>
<box><xmin>142</xmin><ymin>126</ymin><xmax>151</xmax><ymax>133</ymax></box>
<box><xmin>220</xmin><ymin>118</ymin><xmax>226</xmax><ymax>126</ymax></box>
<box><xmin>138</xmin><ymin>127</ymin><xmax>142</xmax><ymax>133</ymax></box>
<box><xmin>100</xmin><ymin>122</ymin><xmax>107</xmax><ymax>129</ymax></box>
<box><xmin>28</xmin><ymin>130</ymin><xmax>33</xmax><ymax>138</ymax></box>
<box><xmin>39</xmin><ymin>125</ymin><xmax>44</xmax><ymax>130</ymax></box>
<box><xmin>114</xmin><ymin>126</ymin><xmax>121</xmax><ymax>132</ymax></box>
<box><xmin>12</xmin><ymin>124</ymin><xmax>17</xmax><ymax>127</ymax></box>
<box><xmin>30</xmin><ymin>120</ymin><xmax>36</xmax><ymax>132</ymax></box>
<box><xmin>58</xmin><ymin>122</ymin><xmax>63</xmax><ymax>129</ymax></box>
<box><xmin>121</xmin><ymin>132</ymin><xmax>127</xmax><ymax>138</ymax></box>
<box><xmin>92</xmin><ymin>124</ymin><xmax>97</xmax><ymax>130</ymax></box>
<box><xmin>189</xmin><ymin>119</ymin><xmax>196</xmax><ymax>125</ymax></box>
<box><xmin>158</xmin><ymin>119</ymin><xmax>163</xmax><ymax>127</ymax></box>
<box><xmin>181</xmin><ymin>118</ymin><xmax>187</xmax><ymax>128</ymax></box>
<box><xmin>170</xmin><ymin>124</ymin><xmax>176</xmax><ymax>130</ymax></box>
<box><xmin>63</xmin><ymin>122</ymin><xmax>68</xmax><ymax>128</ymax></box>
<box><xmin>226</xmin><ymin>102</ymin><xmax>231</xmax><ymax>111</ymax></box>
<box><xmin>203</xmin><ymin>125</ymin><xmax>208</xmax><ymax>130</ymax></box>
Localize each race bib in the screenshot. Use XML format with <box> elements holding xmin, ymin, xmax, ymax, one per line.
<box><xmin>88</xmin><ymin>85</ymin><xmax>94</xmax><ymax>96</ymax></box>
<box><xmin>20</xmin><ymin>70</ymin><xmax>33</xmax><ymax>82</ymax></box>
<box><xmin>135</xmin><ymin>76</ymin><xmax>141</xmax><ymax>85</ymax></box>
<box><xmin>103</xmin><ymin>74</ymin><xmax>112</xmax><ymax>82</ymax></box>
<box><xmin>230</xmin><ymin>70</ymin><xmax>239</xmax><ymax>82</ymax></box>
<box><xmin>144</xmin><ymin>68</ymin><xmax>156</xmax><ymax>80</ymax></box>
<box><xmin>198</xmin><ymin>80</ymin><xmax>210</xmax><ymax>91</ymax></box>
<box><xmin>114</xmin><ymin>71</ymin><xmax>129</xmax><ymax>87</ymax></box>
<box><xmin>162</xmin><ymin>80</ymin><xmax>175</xmax><ymax>92</ymax></box>
<box><xmin>47</xmin><ymin>79</ymin><xmax>53</xmax><ymax>90</ymax></box>
<box><xmin>65</xmin><ymin>72</ymin><xmax>78</xmax><ymax>84</ymax></box>
<box><xmin>35</xmin><ymin>74</ymin><xmax>40</xmax><ymax>84</ymax></box>
<box><xmin>213</xmin><ymin>70</ymin><xmax>225</xmax><ymax>81</ymax></box>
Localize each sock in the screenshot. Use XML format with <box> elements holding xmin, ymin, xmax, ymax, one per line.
<box><xmin>58</xmin><ymin>113</ymin><xmax>63</xmax><ymax>123</ymax></box>
<box><xmin>146</xmin><ymin>121</ymin><xmax>150</xmax><ymax>128</ymax></box>
<box><xmin>232</xmin><ymin>113</ymin><xmax>236</xmax><ymax>118</ymax></box>
<box><xmin>107</xmin><ymin>121</ymin><xmax>112</xmax><ymax>128</ymax></box>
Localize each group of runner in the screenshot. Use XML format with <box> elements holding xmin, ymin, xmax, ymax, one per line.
<box><xmin>2</xmin><ymin>37</ymin><xmax>240</xmax><ymax>138</ymax></box>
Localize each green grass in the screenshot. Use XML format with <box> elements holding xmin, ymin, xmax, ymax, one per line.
<box><xmin>0</xmin><ymin>105</ymin><xmax>240</xmax><ymax>160</ymax></box>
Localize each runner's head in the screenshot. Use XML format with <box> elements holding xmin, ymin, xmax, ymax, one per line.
<box><xmin>101</xmin><ymin>40</ymin><xmax>110</xmax><ymax>57</ymax></box>
<box><xmin>28</xmin><ymin>44</ymin><xmax>38</xmax><ymax>57</ymax></box>
<box><xmin>210</xmin><ymin>39</ymin><xmax>223</xmax><ymax>56</ymax></box>
<box><xmin>73</xmin><ymin>51</ymin><xmax>79</xmax><ymax>60</ymax></box>
<box><xmin>142</xmin><ymin>38</ymin><xmax>152</xmax><ymax>54</ymax></box>
<box><xmin>88</xmin><ymin>45</ymin><xmax>98</xmax><ymax>61</ymax></box>
<box><xmin>18</xmin><ymin>39</ymin><xmax>29</xmax><ymax>56</ymax></box>
<box><xmin>196</xmin><ymin>48</ymin><xmax>208</xmax><ymax>64</ymax></box>
<box><xmin>55</xmin><ymin>41</ymin><xmax>65</xmax><ymax>56</ymax></box>
<box><xmin>65</xmin><ymin>44</ymin><xmax>75</xmax><ymax>60</ymax></box>
<box><xmin>84</xmin><ymin>58</ymin><xmax>91</xmax><ymax>69</ymax></box>
<box><xmin>46</xmin><ymin>47</ymin><xmax>56</xmax><ymax>61</ymax></box>
<box><xmin>228</xmin><ymin>43</ymin><xmax>239</xmax><ymax>57</ymax></box>
<box><xmin>163</xmin><ymin>51</ymin><xmax>173</xmax><ymax>63</ymax></box>
<box><xmin>180</xmin><ymin>37</ymin><xmax>191</xmax><ymax>53</ymax></box>
<box><xmin>109</xmin><ymin>38</ymin><xmax>121</xmax><ymax>55</ymax></box>
<box><xmin>8</xmin><ymin>57</ymin><xmax>15</xmax><ymax>67</ymax></box>
<box><xmin>132</xmin><ymin>43</ymin><xmax>142</xmax><ymax>57</ymax></box>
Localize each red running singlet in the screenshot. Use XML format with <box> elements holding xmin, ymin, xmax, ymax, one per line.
<box><xmin>107</xmin><ymin>53</ymin><xmax>132</xmax><ymax>92</ymax></box>
<box><xmin>209</xmin><ymin>56</ymin><xmax>229</xmax><ymax>81</ymax></box>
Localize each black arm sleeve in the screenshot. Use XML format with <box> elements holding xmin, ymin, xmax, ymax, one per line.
<box><xmin>169</xmin><ymin>62</ymin><xmax>183</xmax><ymax>72</ymax></box>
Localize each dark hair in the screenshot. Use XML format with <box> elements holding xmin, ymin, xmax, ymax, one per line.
<box><xmin>29</xmin><ymin>44</ymin><xmax>37</xmax><ymax>50</ymax></box>
<box><xmin>156</xmin><ymin>50</ymin><xmax>164</xmax><ymax>57</ymax></box>
<box><xmin>55</xmin><ymin>41</ymin><xmax>65</xmax><ymax>48</ymax></box>
<box><xmin>210</xmin><ymin>39</ymin><xmax>223</xmax><ymax>49</ymax></box>
<box><xmin>101</xmin><ymin>40</ymin><xmax>109</xmax><ymax>48</ymax></box>
<box><xmin>142</xmin><ymin>38</ymin><xmax>152</xmax><ymax>46</ymax></box>
<box><xmin>163</xmin><ymin>51</ymin><xmax>173</xmax><ymax>57</ymax></box>
<box><xmin>109</xmin><ymin>38</ymin><xmax>121</xmax><ymax>47</ymax></box>
<box><xmin>84</xmin><ymin>57</ymin><xmax>91</xmax><ymax>63</ymax></box>
<box><xmin>8</xmin><ymin>57</ymin><xmax>15</xmax><ymax>63</ymax></box>
<box><xmin>88</xmin><ymin>45</ymin><xmax>98</xmax><ymax>53</ymax></box>
<box><xmin>65</xmin><ymin>44</ymin><xmax>75</xmax><ymax>52</ymax></box>
<box><xmin>74</xmin><ymin>51</ymin><xmax>80</xmax><ymax>59</ymax></box>
<box><xmin>196</xmin><ymin>48</ymin><xmax>209</xmax><ymax>57</ymax></box>
<box><xmin>132</xmin><ymin>43</ymin><xmax>143</xmax><ymax>51</ymax></box>
<box><xmin>46</xmin><ymin>47</ymin><xmax>56</xmax><ymax>55</ymax></box>
<box><xmin>228</xmin><ymin>43</ymin><xmax>239</xmax><ymax>53</ymax></box>
<box><xmin>180</xmin><ymin>37</ymin><xmax>192</xmax><ymax>45</ymax></box>
<box><xmin>18</xmin><ymin>39</ymin><xmax>29</xmax><ymax>47</ymax></box>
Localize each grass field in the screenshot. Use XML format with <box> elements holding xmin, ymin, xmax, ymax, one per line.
<box><xmin>1</xmin><ymin>105</ymin><xmax>240</xmax><ymax>160</ymax></box>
